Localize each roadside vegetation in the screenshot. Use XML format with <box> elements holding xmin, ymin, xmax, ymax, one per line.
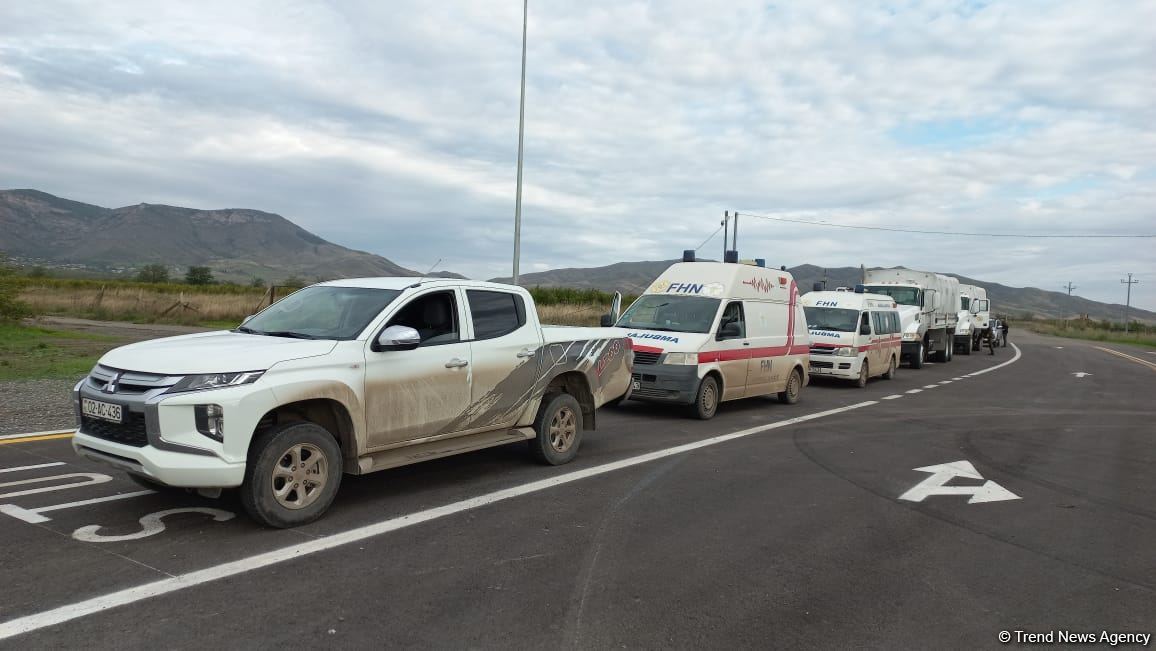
<box><xmin>0</xmin><ymin>322</ymin><xmax>125</xmax><ymax>381</ymax></box>
<box><xmin>10</xmin><ymin>272</ymin><xmax>633</xmax><ymax>327</ymax></box>
<box><xmin>1021</xmin><ymin>319</ymin><xmax>1156</xmax><ymax>349</ymax></box>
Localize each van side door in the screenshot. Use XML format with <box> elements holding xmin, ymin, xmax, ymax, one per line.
<box><xmin>743</xmin><ymin>300</ymin><xmax>785</xmax><ymax>397</ymax></box>
<box><xmin>462</xmin><ymin>289</ymin><xmax>544</xmax><ymax>431</ymax></box>
<box><xmin>363</xmin><ymin>288</ymin><xmax>474</xmax><ymax>449</ymax></box>
<box><xmin>711</xmin><ymin>301</ymin><xmax>749</xmax><ymax>401</ymax></box>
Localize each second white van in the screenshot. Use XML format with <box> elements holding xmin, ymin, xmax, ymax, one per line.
<box><xmin>612</xmin><ymin>260</ymin><xmax>810</xmax><ymax>419</ymax></box>
<box><xmin>800</xmin><ymin>287</ymin><xmax>902</xmax><ymax>387</ymax></box>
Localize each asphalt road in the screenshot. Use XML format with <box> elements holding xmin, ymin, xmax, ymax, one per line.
<box><xmin>1</xmin><ymin>331</ymin><xmax>1153</xmax><ymax>649</ymax></box>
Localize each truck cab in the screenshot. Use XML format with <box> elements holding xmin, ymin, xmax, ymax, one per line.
<box><xmin>612</xmin><ymin>261</ymin><xmax>809</xmax><ymax>419</ymax></box>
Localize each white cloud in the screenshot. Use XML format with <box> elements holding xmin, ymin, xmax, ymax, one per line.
<box><xmin>0</xmin><ymin>0</ymin><xmax>1153</xmax><ymax>310</ymax></box>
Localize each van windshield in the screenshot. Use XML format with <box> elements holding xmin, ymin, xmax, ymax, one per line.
<box><xmin>804</xmin><ymin>307</ymin><xmax>859</xmax><ymax>332</ymax></box>
<box><xmin>863</xmin><ymin>286</ymin><xmax>921</xmax><ymax>307</ymax></box>
<box><xmin>616</xmin><ymin>295</ymin><xmax>721</xmax><ymax>334</ymax></box>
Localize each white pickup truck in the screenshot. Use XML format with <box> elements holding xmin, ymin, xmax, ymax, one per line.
<box><xmin>72</xmin><ymin>279</ymin><xmax>634</xmax><ymax>527</ymax></box>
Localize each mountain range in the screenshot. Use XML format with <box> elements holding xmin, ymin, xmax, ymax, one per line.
<box><xmin>0</xmin><ymin>189</ymin><xmax>463</xmax><ymax>282</ymax></box>
<box><xmin>495</xmin><ymin>260</ymin><xmax>1155</xmax><ymax>324</ymax></box>
<box><xmin>3</xmin><ymin>189</ymin><xmax>1149</xmax><ymax>323</ymax></box>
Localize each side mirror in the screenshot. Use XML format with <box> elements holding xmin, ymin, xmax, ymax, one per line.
<box><xmin>717</xmin><ymin>321</ymin><xmax>742</xmax><ymax>340</ymax></box>
<box><xmin>600</xmin><ymin>314</ymin><xmax>615</xmax><ymax>327</ymax></box>
<box><xmin>860</xmin><ymin>323</ymin><xmax>871</xmax><ymax>335</ymax></box>
<box><xmin>374</xmin><ymin>325</ymin><xmax>421</xmax><ymax>351</ymax></box>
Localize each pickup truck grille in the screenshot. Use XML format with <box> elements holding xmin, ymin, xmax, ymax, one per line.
<box><xmin>633</xmin><ymin>351</ymin><xmax>661</xmax><ymax>365</ymax></box>
<box><xmin>81</xmin><ymin>413</ymin><xmax>148</xmax><ymax>448</ymax></box>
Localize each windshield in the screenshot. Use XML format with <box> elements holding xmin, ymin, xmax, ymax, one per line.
<box><xmin>240</xmin><ymin>286</ymin><xmax>400</xmax><ymax>340</ymax></box>
<box><xmin>804</xmin><ymin>306</ymin><xmax>860</xmax><ymax>332</ymax></box>
<box><xmin>616</xmin><ymin>295</ymin><xmax>721</xmax><ymax>334</ymax></box>
<box><xmin>863</xmin><ymin>285</ymin><xmax>921</xmax><ymax>307</ymax></box>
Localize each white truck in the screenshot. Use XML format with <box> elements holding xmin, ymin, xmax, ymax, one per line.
<box><xmin>954</xmin><ymin>284</ymin><xmax>991</xmax><ymax>355</ymax></box>
<box><xmin>862</xmin><ymin>269</ymin><xmax>959</xmax><ymax>368</ymax></box>
<box><xmin>72</xmin><ymin>278</ymin><xmax>634</xmax><ymax>527</ymax></box>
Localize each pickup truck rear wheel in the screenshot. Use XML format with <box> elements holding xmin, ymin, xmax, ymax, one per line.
<box><xmin>530</xmin><ymin>393</ymin><xmax>583</xmax><ymax>465</ymax></box>
<box><xmin>240</xmin><ymin>422</ymin><xmax>343</xmax><ymax>528</ymax></box>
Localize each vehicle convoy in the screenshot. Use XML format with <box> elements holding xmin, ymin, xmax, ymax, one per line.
<box><xmin>862</xmin><ymin>268</ymin><xmax>959</xmax><ymax>368</ymax></box>
<box><xmin>800</xmin><ymin>287</ymin><xmax>902</xmax><ymax>387</ymax></box>
<box><xmin>953</xmin><ymin>284</ymin><xmax>991</xmax><ymax>355</ymax></box>
<box><xmin>72</xmin><ymin>279</ymin><xmax>634</xmax><ymax>527</ymax></box>
<box><xmin>611</xmin><ymin>257</ymin><xmax>809</xmax><ymax>419</ymax></box>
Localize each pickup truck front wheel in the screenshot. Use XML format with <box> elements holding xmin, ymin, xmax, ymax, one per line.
<box><xmin>240</xmin><ymin>422</ymin><xmax>344</xmax><ymax>528</ymax></box>
<box><xmin>530</xmin><ymin>393</ymin><xmax>583</xmax><ymax>465</ymax></box>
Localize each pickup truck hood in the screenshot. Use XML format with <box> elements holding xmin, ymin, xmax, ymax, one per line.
<box><xmin>97</xmin><ymin>331</ymin><xmax>338</xmax><ymax>375</ymax></box>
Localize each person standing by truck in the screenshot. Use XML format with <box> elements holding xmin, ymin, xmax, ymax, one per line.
<box><xmin>1000</xmin><ymin>319</ymin><xmax>1010</xmax><ymax>347</ymax></box>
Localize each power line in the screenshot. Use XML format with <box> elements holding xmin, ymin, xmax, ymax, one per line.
<box><xmin>737</xmin><ymin>211</ymin><xmax>1156</xmax><ymax>239</ymax></box>
<box><xmin>693</xmin><ymin>225</ymin><xmax>721</xmax><ymax>253</ymax></box>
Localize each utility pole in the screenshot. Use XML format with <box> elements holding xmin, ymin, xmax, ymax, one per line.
<box><xmin>722</xmin><ymin>211</ymin><xmax>729</xmax><ymax>260</ymax></box>
<box><xmin>511</xmin><ymin>0</ymin><xmax>529</xmax><ymax>285</ymax></box>
<box><xmin>1121</xmin><ymin>273</ymin><xmax>1139</xmax><ymax>333</ymax></box>
<box><xmin>1062</xmin><ymin>282</ymin><xmax>1076</xmax><ymax>326</ymax></box>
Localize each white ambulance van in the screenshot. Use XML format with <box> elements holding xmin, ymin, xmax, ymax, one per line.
<box><xmin>612</xmin><ymin>260</ymin><xmax>809</xmax><ymax>419</ymax></box>
<box><xmin>800</xmin><ymin>287</ymin><xmax>902</xmax><ymax>387</ymax></box>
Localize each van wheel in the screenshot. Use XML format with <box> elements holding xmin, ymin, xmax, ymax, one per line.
<box><xmin>910</xmin><ymin>341</ymin><xmax>925</xmax><ymax>369</ymax></box>
<box><xmin>529</xmin><ymin>393</ymin><xmax>582</xmax><ymax>465</ymax></box>
<box><xmin>855</xmin><ymin>361</ymin><xmax>869</xmax><ymax>388</ymax></box>
<box><xmin>240</xmin><ymin>422</ymin><xmax>343</xmax><ymax>529</ymax></box>
<box><xmin>882</xmin><ymin>355</ymin><xmax>897</xmax><ymax>380</ymax></box>
<box><xmin>778</xmin><ymin>369</ymin><xmax>803</xmax><ymax>404</ymax></box>
<box><xmin>691</xmin><ymin>375</ymin><xmax>719</xmax><ymax>420</ymax></box>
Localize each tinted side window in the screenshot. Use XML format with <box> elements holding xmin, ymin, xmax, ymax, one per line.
<box><xmin>871</xmin><ymin>312</ymin><xmax>883</xmax><ymax>334</ymax></box>
<box><xmin>386</xmin><ymin>291</ymin><xmax>459</xmax><ymax>346</ymax></box>
<box><xmin>467</xmin><ymin>290</ymin><xmax>525</xmax><ymax>340</ymax></box>
<box><xmin>719</xmin><ymin>302</ymin><xmax>746</xmax><ymax>338</ymax></box>
<box><xmin>890</xmin><ymin>312</ymin><xmax>900</xmax><ymax>334</ymax></box>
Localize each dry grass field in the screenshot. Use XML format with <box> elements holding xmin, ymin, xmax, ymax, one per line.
<box><xmin>18</xmin><ymin>283</ymin><xmax>616</xmax><ymax>328</ymax></box>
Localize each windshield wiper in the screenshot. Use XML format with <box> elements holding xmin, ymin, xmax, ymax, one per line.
<box><xmin>260</xmin><ymin>331</ymin><xmax>319</xmax><ymax>340</ymax></box>
<box><xmin>234</xmin><ymin>325</ymin><xmax>262</xmax><ymax>334</ymax></box>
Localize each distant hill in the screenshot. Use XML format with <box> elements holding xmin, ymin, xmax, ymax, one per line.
<box><xmin>0</xmin><ymin>189</ymin><xmax>466</xmax><ymax>283</ymax></box>
<box><xmin>496</xmin><ymin>260</ymin><xmax>1155</xmax><ymax>324</ymax></box>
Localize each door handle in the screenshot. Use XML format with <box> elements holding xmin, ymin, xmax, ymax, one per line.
<box><xmin>445</xmin><ymin>358</ymin><xmax>469</xmax><ymax>368</ymax></box>
<box><xmin>516</xmin><ymin>348</ymin><xmax>536</xmax><ymax>358</ymax></box>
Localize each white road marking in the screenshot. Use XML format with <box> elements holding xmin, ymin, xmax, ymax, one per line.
<box><xmin>73</xmin><ymin>508</ymin><xmax>234</xmax><ymax>543</ymax></box>
<box><xmin>1054</xmin><ymin>346</ymin><xmax>1064</xmax><ymax>349</ymax></box>
<box><xmin>965</xmin><ymin>343</ymin><xmax>1022</xmax><ymax>377</ymax></box>
<box><xmin>0</xmin><ymin>430</ymin><xmax>74</xmax><ymax>441</ymax></box>
<box><xmin>906</xmin><ymin>389</ymin><xmax>923</xmax><ymax>394</ymax></box>
<box><xmin>0</xmin><ymin>473</ymin><xmax>112</xmax><ymax>499</ymax></box>
<box><xmin>923</xmin><ymin>384</ymin><xmax>939</xmax><ymax>389</ymax></box>
<box><xmin>0</xmin><ymin>400</ymin><xmax>880</xmax><ymax>640</ymax></box>
<box><xmin>0</xmin><ymin>462</ymin><xmax>66</xmax><ymax>474</ymax></box>
<box><xmin>898</xmin><ymin>460</ymin><xmax>1020</xmax><ymax>504</ymax></box>
<box><xmin>0</xmin><ymin>505</ymin><xmax>50</xmax><ymax>524</ymax></box>
<box><xmin>938</xmin><ymin>380</ymin><xmax>952</xmax><ymax>384</ymax></box>
<box><xmin>952</xmin><ymin>377</ymin><xmax>964</xmax><ymax>380</ymax></box>
<box><xmin>0</xmin><ymin>491</ymin><xmax>155</xmax><ymax>524</ymax></box>
<box><xmin>1072</xmin><ymin>372</ymin><xmax>1093</xmax><ymax>378</ymax></box>
<box><xmin>882</xmin><ymin>395</ymin><xmax>903</xmax><ymax>400</ymax></box>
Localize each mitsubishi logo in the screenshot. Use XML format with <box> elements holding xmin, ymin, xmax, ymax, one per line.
<box><xmin>103</xmin><ymin>371</ymin><xmax>123</xmax><ymax>394</ymax></box>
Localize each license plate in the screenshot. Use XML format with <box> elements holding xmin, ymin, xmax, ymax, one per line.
<box><xmin>82</xmin><ymin>398</ymin><xmax>123</xmax><ymax>423</ymax></box>
<box><xmin>632</xmin><ymin>380</ymin><xmax>641</xmax><ymax>390</ymax></box>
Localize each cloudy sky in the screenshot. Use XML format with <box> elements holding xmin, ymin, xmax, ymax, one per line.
<box><xmin>2</xmin><ymin>0</ymin><xmax>1154</xmax><ymax>310</ymax></box>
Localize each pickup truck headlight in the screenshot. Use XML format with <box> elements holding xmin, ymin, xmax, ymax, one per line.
<box><xmin>663</xmin><ymin>352</ymin><xmax>698</xmax><ymax>365</ymax></box>
<box><xmin>169</xmin><ymin>371</ymin><xmax>264</xmax><ymax>393</ymax></box>
<box><xmin>834</xmin><ymin>346</ymin><xmax>857</xmax><ymax>357</ymax></box>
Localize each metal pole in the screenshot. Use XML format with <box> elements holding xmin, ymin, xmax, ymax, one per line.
<box><xmin>1062</xmin><ymin>282</ymin><xmax>1076</xmax><ymax>324</ymax></box>
<box><xmin>1121</xmin><ymin>273</ymin><xmax>1138</xmax><ymax>333</ymax></box>
<box><xmin>722</xmin><ymin>211</ymin><xmax>729</xmax><ymax>260</ymax></box>
<box><xmin>511</xmin><ymin>0</ymin><xmax>528</xmax><ymax>285</ymax></box>
<box><xmin>732</xmin><ymin>211</ymin><xmax>738</xmax><ymax>253</ymax></box>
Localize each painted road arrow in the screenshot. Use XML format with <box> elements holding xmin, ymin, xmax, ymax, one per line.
<box><xmin>898</xmin><ymin>460</ymin><xmax>1020</xmax><ymax>504</ymax></box>
<box><xmin>1072</xmin><ymin>372</ymin><xmax>1093</xmax><ymax>378</ymax></box>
